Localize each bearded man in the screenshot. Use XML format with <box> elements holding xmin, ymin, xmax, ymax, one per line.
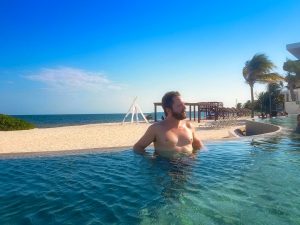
<box><xmin>133</xmin><ymin>91</ymin><xmax>203</xmax><ymax>158</ymax></box>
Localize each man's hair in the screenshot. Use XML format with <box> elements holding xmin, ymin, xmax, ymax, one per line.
<box><xmin>161</xmin><ymin>91</ymin><xmax>181</xmax><ymax>116</ymax></box>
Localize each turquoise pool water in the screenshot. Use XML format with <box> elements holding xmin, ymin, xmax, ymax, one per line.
<box><xmin>1</xmin><ymin>116</ymin><xmax>300</xmax><ymax>224</ymax></box>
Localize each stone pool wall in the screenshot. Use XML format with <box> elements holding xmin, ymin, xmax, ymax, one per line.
<box><xmin>245</xmin><ymin>120</ymin><xmax>281</xmax><ymax>136</ymax></box>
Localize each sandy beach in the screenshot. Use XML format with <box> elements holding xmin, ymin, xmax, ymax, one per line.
<box><xmin>0</xmin><ymin>120</ymin><xmax>245</xmax><ymax>155</ymax></box>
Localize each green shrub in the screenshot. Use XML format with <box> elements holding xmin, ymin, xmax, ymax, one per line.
<box><xmin>0</xmin><ymin>114</ymin><xmax>35</xmax><ymax>131</ymax></box>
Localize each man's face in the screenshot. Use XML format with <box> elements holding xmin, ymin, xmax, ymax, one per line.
<box><xmin>170</xmin><ymin>96</ymin><xmax>186</xmax><ymax>120</ymax></box>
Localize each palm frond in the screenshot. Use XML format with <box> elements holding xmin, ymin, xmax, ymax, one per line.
<box><xmin>248</xmin><ymin>54</ymin><xmax>276</xmax><ymax>74</ymax></box>
<box><xmin>283</xmin><ymin>59</ymin><xmax>300</xmax><ymax>76</ymax></box>
<box><xmin>243</xmin><ymin>54</ymin><xmax>277</xmax><ymax>84</ymax></box>
<box><xmin>256</xmin><ymin>73</ymin><xmax>284</xmax><ymax>84</ymax></box>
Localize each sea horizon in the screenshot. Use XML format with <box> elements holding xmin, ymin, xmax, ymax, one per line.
<box><xmin>10</xmin><ymin>112</ymin><xmax>206</xmax><ymax>128</ymax></box>
<box><xmin>11</xmin><ymin>112</ymin><xmax>165</xmax><ymax>128</ymax></box>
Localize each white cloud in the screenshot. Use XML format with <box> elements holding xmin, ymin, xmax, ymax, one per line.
<box><xmin>25</xmin><ymin>67</ymin><xmax>123</xmax><ymax>91</ymax></box>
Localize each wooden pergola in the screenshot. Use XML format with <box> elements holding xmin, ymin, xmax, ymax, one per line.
<box><xmin>154</xmin><ymin>102</ymin><xmax>224</xmax><ymax>123</ymax></box>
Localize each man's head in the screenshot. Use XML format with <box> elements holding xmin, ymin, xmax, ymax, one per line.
<box><xmin>161</xmin><ymin>91</ymin><xmax>186</xmax><ymax>120</ymax></box>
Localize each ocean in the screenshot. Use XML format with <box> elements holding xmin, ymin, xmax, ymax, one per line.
<box><xmin>11</xmin><ymin>110</ymin><xmax>209</xmax><ymax>128</ymax></box>
<box><xmin>11</xmin><ymin>113</ymin><xmax>165</xmax><ymax>128</ymax></box>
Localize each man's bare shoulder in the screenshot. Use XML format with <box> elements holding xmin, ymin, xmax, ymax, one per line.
<box><xmin>145</xmin><ymin>122</ymin><xmax>165</xmax><ymax>141</ymax></box>
<box><xmin>149</xmin><ymin>121</ymin><xmax>165</xmax><ymax>130</ymax></box>
<box><xmin>185</xmin><ymin>120</ymin><xmax>194</xmax><ymax>129</ymax></box>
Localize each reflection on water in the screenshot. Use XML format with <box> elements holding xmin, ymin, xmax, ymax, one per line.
<box><xmin>0</xmin><ymin>116</ymin><xmax>300</xmax><ymax>224</ymax></box>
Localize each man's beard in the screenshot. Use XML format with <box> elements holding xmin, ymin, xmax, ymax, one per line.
<box><xmin>172</xmin><ymin>110</ymin><xmax>186</xmax><ymax>120</ymax></box>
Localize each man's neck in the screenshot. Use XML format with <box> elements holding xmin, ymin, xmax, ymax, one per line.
<box><xmin>165</xmin><ymin>116</ymin><xmax>183</xmax><ymax>128</ymax></box>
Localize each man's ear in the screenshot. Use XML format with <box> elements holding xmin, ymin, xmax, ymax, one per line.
<box><xmin>166</xmin><ymin>107</ymin><xmax>172</xmax><ymax>116</ymax></box>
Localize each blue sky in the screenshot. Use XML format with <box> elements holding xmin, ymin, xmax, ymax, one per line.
<box><xmin>1</xmin><ymin>0</ymin><xmax>299</xmax><ymax>115</ymax></box>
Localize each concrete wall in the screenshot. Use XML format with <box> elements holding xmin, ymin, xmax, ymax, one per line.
<box><xmin>246</xmin><ymin>120</ymin><xmax>281</xmax><ymax>136</ymax></box>
<box><xmin>283</xmin><ymin>88</ymin><xmax>300</xmax><ymax>114</ymax></box>
<box><xmin>285</xmin><ymin>102</ymin><xmax>300</xmax><ymax>114</ymax></box>
<box><xmin>283</xmin><ymin>88</ymin><xmax>300</xmax><ymax>102</ymax></box>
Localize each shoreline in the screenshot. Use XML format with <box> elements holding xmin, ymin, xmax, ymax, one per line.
<box><xmin>0</xmin><ymin>120</ymin><xmax>247</xmax><ymax>156</ymax></box>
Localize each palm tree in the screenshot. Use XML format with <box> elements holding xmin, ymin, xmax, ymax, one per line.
<box><xmin>283</xmin><ymin>59</ymin><xmax>300</xmax><ymax>101</ymax></box>
<box><xmin>256</xmin><ymin>91</ymin><xmax>268</xmax><ymax>113</ymax></box>
<box><xmin>236</xmin><ymin>103</ymin><xmax>242</xmax><ymax>109</ymax></box>
<box><xmin>283</xmin><ymin>59</ymin><xmax>300</xmax><ymax>77</ymax></box>
<box><xmin>267</xmin><ymin>82</ymin><xmax>285</xmax><ymax>113</ymax></box>
<box><xmin>285</xmin><ymin>73</ymin><xmax>297</xmax><ymax>101</ymax></box>
<box><xmin>243</xmin><ymin>53</ymin><xmax>284</xmax><ymax>118</ymax></box>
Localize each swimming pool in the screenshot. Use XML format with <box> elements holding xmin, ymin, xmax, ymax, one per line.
<box><xmin>0</xmin><ymin>116</ymin><xmax>299</xmax><ymax>224</ymax></box>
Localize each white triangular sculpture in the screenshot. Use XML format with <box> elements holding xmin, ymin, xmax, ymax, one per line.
<box><xmin>122</xmin><ymin>97</ymin><xmax>149</xmax><ymax>124</ymax></box>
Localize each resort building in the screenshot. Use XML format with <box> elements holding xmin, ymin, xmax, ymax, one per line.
<box><xmin>284</xmin><ymin>42</ymin><xmax>300</xmax><ymax>114</ymax></box>
<box><xmin>287</xmin><ymin>42</ymin><xmax>300</xmax><ymax>59</ymax></box>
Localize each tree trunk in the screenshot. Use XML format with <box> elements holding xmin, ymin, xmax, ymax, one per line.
<box><xmin>289</xmin><ymin>87</ymin><xmax>296</xmax><ymax>102</ymax></box>
<box><xmin>250</xmin><ymin>84</ymin><xmax>254</xmax><ymax>118</ymax></box>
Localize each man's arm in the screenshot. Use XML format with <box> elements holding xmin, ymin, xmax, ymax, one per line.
<box><xmin>187</xmin><ymin>122</ymin><xmax>204</xmax><ymax>150</ymax></box>
<box><xmin>133</xmin><ymin>125</ymin><xmax>156</xmax><ymax>153</ymax></box>
<box><xmin>192</xmin><ymin>130</ymin><xmax>204</xmax><ymax>150</ymax></box>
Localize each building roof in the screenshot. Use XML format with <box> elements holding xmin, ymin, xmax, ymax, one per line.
<box><xmin>287</xmin><ymin>42</ymin><xmax>300</xmax><ymax>59</ymax></box>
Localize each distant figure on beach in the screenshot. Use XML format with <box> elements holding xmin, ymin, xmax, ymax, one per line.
<box><xmin>133</xmin><ymin>91</ymin><xmax>203</xmax><ymax>158</ymax></box>
<box><xmin>259</xmin><ymin>112</ymin><xmax>266</xmax><ymax>119</ymax></box>
<box><xmin>296</xmin><ymin>114</ymin><xmax>300</xmax><ymax>133</ymax></box>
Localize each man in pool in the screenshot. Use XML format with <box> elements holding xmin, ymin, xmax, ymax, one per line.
<box><xmin>133</xmin><ymin>91</ymin><xmax>203</xmax><ymax>158</ymax></box>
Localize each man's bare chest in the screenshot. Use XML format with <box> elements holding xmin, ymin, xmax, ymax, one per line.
<box><xmin>157</xmin><ymin>128</ymin><xmax>193</xmax><ymax>147</ymax></box>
